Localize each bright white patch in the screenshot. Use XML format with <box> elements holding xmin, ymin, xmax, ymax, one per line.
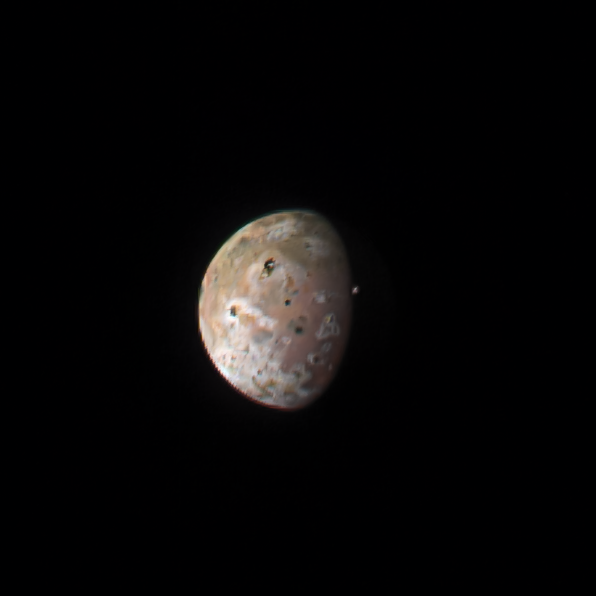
<box><xmin>315</xmin><ymin>313</ymin><xmax>340</xmax><ymax>339</ymax></box>
<box><xmin>258</xmin><ymin>315</ymin><xmax>277</xmax><ymax>330</ymax></box>
<box><xmin>244</xmin><ymin>305</ymin><xmax>263</xmax><ymax>317</ymax></box>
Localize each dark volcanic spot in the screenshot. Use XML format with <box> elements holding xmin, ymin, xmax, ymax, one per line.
<box><xmin>262</xmin><ymin>258</ymin><xmax>276</xmax><ymax>278</ymax></box>
<box><xmin>288</xmin><ymin>315</ymin><xmax>307</xmax><ymax>335</ymax></box>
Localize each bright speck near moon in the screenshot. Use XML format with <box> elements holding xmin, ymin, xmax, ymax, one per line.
<box><xmin>198</xmin><ymin>210</ymin><xmax>353</xmax><ymax>410</ymax></box>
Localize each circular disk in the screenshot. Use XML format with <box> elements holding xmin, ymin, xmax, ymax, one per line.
<box><xmin>198</xmin><ymin>210</ymin><xmax>353</xmax><ymax>410</ymax></box>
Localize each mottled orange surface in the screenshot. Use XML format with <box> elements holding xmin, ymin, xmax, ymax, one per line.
<box><xmin>198</xmin><ymin>210</ymin><xmax>353</xmax><ymax>409</ymax></box>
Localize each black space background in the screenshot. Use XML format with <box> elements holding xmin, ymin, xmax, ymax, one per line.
<box><xmin>93</xmin><ymin>116</ymin><xmax>494</xmax><ymax>488</ymax></box>
<box><xmin>72</xmin><ymin>32</ymin><xmax>520</xmax><ymax>535</ymax></box>
<box><xmin>15</xmin><ymin>5</ymin><xmax>568</xmax><ymax>576</ymax></box>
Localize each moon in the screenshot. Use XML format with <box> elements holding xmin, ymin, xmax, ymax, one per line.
<box><xmin>198</xmin><ymin>210</ymin><xmax>353</xmax><ymax>410</ymax></box>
